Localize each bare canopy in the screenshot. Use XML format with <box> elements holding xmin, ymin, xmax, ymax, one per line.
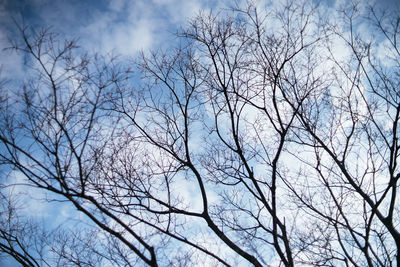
<box><xmin>1</xmin><ymin>1</ymin><xmax>400</xmax><ymax>266</ymax></box>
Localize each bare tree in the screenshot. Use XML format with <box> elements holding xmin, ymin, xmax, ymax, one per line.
<box><xmin>283</xmin><ymin>3</ymin><xmax>400</xmax><ymax>266</ymax></box>
<box><xmin>0</xmin><ymin>1</ymin><xmax>399</xmax><ymax>266</ymax></box>
<box><xmin>0</xmin><ymin>189</ymin><xmax>46</xmax><ymax>267</ymax></box>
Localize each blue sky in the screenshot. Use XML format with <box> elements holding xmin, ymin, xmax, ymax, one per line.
<box><xmin>1</xmin><ymin>0</ymin><xmax>218</xmax><ymax>56</ymax></box>
<box><xmin>0</xmin><ymin>0</ymin><xmax>232</xmax><ymax>85</ymax></box>
<box><xmin>0</xmin><ymin>1</ymin><xmax>225</xmax><ymax>265</ymax></box>
<box><xmin>0</xmin><ymin>0</ymin><xmax>399</xmax><ymax>266</ymax></box>
<box><xmin>1</xmin><ymin>0</ymin><xmax>398</xmax><ymax>60</ymax></box>
<box><xmin>1</xmin><ymin>0</ymin><xmax>399</xmax><ymax>69</ymax></box>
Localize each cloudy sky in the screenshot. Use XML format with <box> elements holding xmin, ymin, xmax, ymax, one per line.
<box><xmin>0</xmin><ymin>0</ymin><xmax>399</xmax><ymax>266</ymax></box>
<box><xmin>0</xmin><ymin>1</ymin><xmax>225</xmax><ymax>265</ymax></box>
<box><xmin>0</xmin><ymin>0</ymin><xmax>251</xmax><ymax>88</ymax></box>
<box><xmin>1</xmin><ymin>0</ymin><xmax>219</xmax><ymax>56</ymax></box>
<box><xmin>0</xmin><ymin>0</ymin><xmax>399</xmax><ymax>75</ymax></box>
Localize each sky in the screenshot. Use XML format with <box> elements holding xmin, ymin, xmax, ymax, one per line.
<box><xmin>0</xmin><ymin>0</ymin><xmax>399</xmax><ymax>266</ymax></box>
<box><xmin>0</xmin><ymin>0</ymin><xmax>217</xmax><ymax>57</ymax></box>
<box><xmin>0</xmin><ymin>2</ymin><xmax>225</xmax><ymax>265</ymax></box>
<box><xmin>0</xmin><ymin>0</ymin><xmax>399</xmax><ymax>77</ymax></box>
<box><xmin>0</xmin><ymin>0</ymin><xmax>227</xmax><ymax>85</ymax></box>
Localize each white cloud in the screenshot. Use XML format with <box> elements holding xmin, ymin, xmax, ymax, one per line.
<box><xmin>76</xmin><ymin>1</ymin><xmax>171</xmax><ymax>55</ymax></box>
<box><xmin>153</xmin><ymin>0</ymin><xmax>203</xmax><ymax>24</ymax></box>
<box><xmin>0</xmin><ymin>3</ymin><xmax>24</xmax><ymax>81</ymax></box>
<box><xmin>0</xmin><ymin>168</ymin><xmax>87</xmax><ymax>227</ymax></box>
<box><xmin>109</xmin><ymin>0</ymin><xmax>127</xmax><ymax>12</ymax></box>
<box><xmin>0</xmin><ymin>31</ymin><xmax>24</xmax><ymax>81</ymax></box>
